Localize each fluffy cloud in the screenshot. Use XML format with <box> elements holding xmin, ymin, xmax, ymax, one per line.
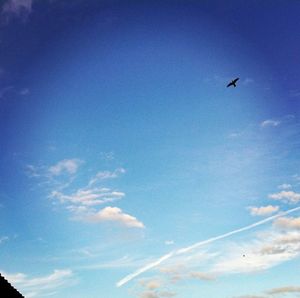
<box><xmin>274</xmin><ymin>217</ymin><xmax>300</xmax><ymax>230</ymax></box>
<box><xmin>248</xmin><ymin>205</ymin><xmax>279</xmax><ymax>216</ymax></box>
<box><xmin>260</xmin><ymin>119</ymin><xmax>281</xmax><ymax>127</ymax></box>
<box><xmin>48</xmin><ymin>159</ymin><xmax>83</xmax><ymax>176</ymax></box>
<box><xmin>1</xmin><ymin>269</ymin><xmax>73</xmax><ymax>297</ymax></box>
<box><xmin>269</xmin><ymin>191</ymin><xmax>300</xmax><ymax>204</ymax></box>
<box><xmin>87</xmin><ymin>207</ymin><xmax>144</xmax><ymax>228</ymax></box>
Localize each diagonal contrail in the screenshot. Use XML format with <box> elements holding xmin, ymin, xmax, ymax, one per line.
<box><xmin>116</xmin><ymin>206</ymin><xmax>300</xmax><ymax>287</ymax></box>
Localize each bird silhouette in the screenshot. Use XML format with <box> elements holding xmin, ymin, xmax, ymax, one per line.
<box><xmin>227</xmin><ymin>77</ymin><xmax>239</xmax><ymax>88</ymax></box>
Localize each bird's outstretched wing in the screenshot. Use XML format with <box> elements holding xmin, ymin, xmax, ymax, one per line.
<box><xmin>227</xmin><ymin>77</ymin><xmax>239</xmax><ymax>87</ymax></box>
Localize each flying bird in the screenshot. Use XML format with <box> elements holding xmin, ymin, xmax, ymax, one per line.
<box><xmin>227</xmin><ymin>77</ymin><xmax>239</xmax><ymax>88</ymax></box>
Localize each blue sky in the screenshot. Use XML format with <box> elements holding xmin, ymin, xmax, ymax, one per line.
<box><xmin>1</xmin><ymin>1</ymin><xmax>300</xmax><ymax>297</ymax></box>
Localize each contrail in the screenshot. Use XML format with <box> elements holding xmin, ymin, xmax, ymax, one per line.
<box><xmin>116</xmin><ymin>206</ymin><xmax>300</xmax><ymax>287</ymax></box>
<box><xmin>116</xmin><ymin>252</ymin><xmax>174</xmax><ymax>287</ymax></box>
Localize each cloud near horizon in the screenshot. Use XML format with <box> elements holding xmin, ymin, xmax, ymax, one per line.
<box><xmin>1</xmin><ymin>269</ymin><xmax>74</xmax><ymax>297</ymax></box>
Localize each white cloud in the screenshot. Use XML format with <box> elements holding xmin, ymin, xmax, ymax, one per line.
<box><xmin>88</xmin><ymin>168</ymin><xmax>126</xmax><ymax>186</ymax></box>
<box><xmin>48</xmin><ymin>159</ymin><xmax>83</xmax><ymax>176</ymax></box>
<box><xmin>26</xmin><ymin>164</ymin><xmax>43</xmax><ymax>178</ymax></box>
<box><xmin>87</xmin><ymin>207</ymin><xmax>144</xmax><ymax>228</ymax></box>
<box><xmin>278</xmin><ymin>184</ymin><xmax>292</xmax><ymax>190</ymax></box>
<box><xmin>248</xmin><ymin>205</ymin><xmax>279</xmax><ymax>216</ymax></box>
<box><xmin>274</xmin><ymin>217</ymin><xmax>300</xmax><ymax>230</ymax></box>
<box><xmin>29</xmin><ymin>160</ymin><xmax>141</xmax><ymax>230</ymax></box>
<box><xmin>269</xmin><ymin>190</ymin><xmax>300</xmax><ymax>204</ymax></box>
<box><xmin>1</xmin><ymin>269</ymin><xmax>74</xmax><ymax>297</ymax></box>
<box><xmin>260</xmin><ymin>120</ymin><xmax>281</xmax><ymax>128</ymax></box>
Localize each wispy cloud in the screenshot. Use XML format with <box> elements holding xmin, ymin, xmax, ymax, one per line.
<box><xmin>242</xmin><ymin>78</ymin><xmax>254</xmax><ymax>85</ymax></box>
<box><xmin>278</xmin><ymin>183</ymin><xmax>292</xmax><ymax>190</ymax></box>
<box><xmin>269</xmin><ymin>190</ymin><xmax>300</xmax><ymax>204</ymax></box>
<box><xmin>99</xmin><ymin>151</ymin><xmax>115</xmax><ymax>161</ymax></box>
<box><xmin>260</xmin><ymin>119</ymin><xmax>281</xmax><ymax>128</ymax></box>
<box><xmin>48</xmin><ymin>159</ymin><xmax>83</xmax><ymax>176</ymax></box>
<box><xmin>19</xmin><ymin>88</ymin><xmax>29</xmax><ymax>95</ymax></box>
<box><xmin>0</xmin><ymin>86</ymin><xmax>14</xmax><ymax>100</ymax></box>
<box><xmin>1</xmin><ymin>0</ymin><xmax>33</xmax><ymax>23</ymax></box>
<box><xmin>51</xmin><ymin>187</ymin><xmax>124</xmax><ymax>207</ymax></box>
<box><xmin>0</xmin><ymin>236</ymin><xmax>9</xmax><ymax>244</ymax></box>
<box><xmin>248</xmin><ymin>205</ymin><xmax>279</xmax><ymax>216</ymax></box>
<box><xmin>137</xmin><ymin>277</ymin><xmax>176</xmax><ymax>298</ymax></box>
<box><xmin>289</xmin><ymin>89</ymin><xmax>300</xmax><ymax>98</ymax></box>
<box><xmin>212</xmin><ymin>230</ymin><xmax>300</xmax><ymax>274</ymax></box>
<box><xmin>1</xmin><ymin>269</ymin><xmax>74</xmax><ymax>297</ymax></box>
<box><xmin>88</xmin><ymin>168</ymin><xmax>125</xmax><ymax>186</ymax></box>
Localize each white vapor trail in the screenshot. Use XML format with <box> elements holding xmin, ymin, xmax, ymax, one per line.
<box><xmin>116</xmin><ymin>206</ymin><xmax>300</xmax><ymax>287</ymax></box>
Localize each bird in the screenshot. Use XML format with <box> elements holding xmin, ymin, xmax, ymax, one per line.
<box><xmin>227</xmin><ymin>77</ymin><xmax>239</xmax><ymax>88</ymax></box>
